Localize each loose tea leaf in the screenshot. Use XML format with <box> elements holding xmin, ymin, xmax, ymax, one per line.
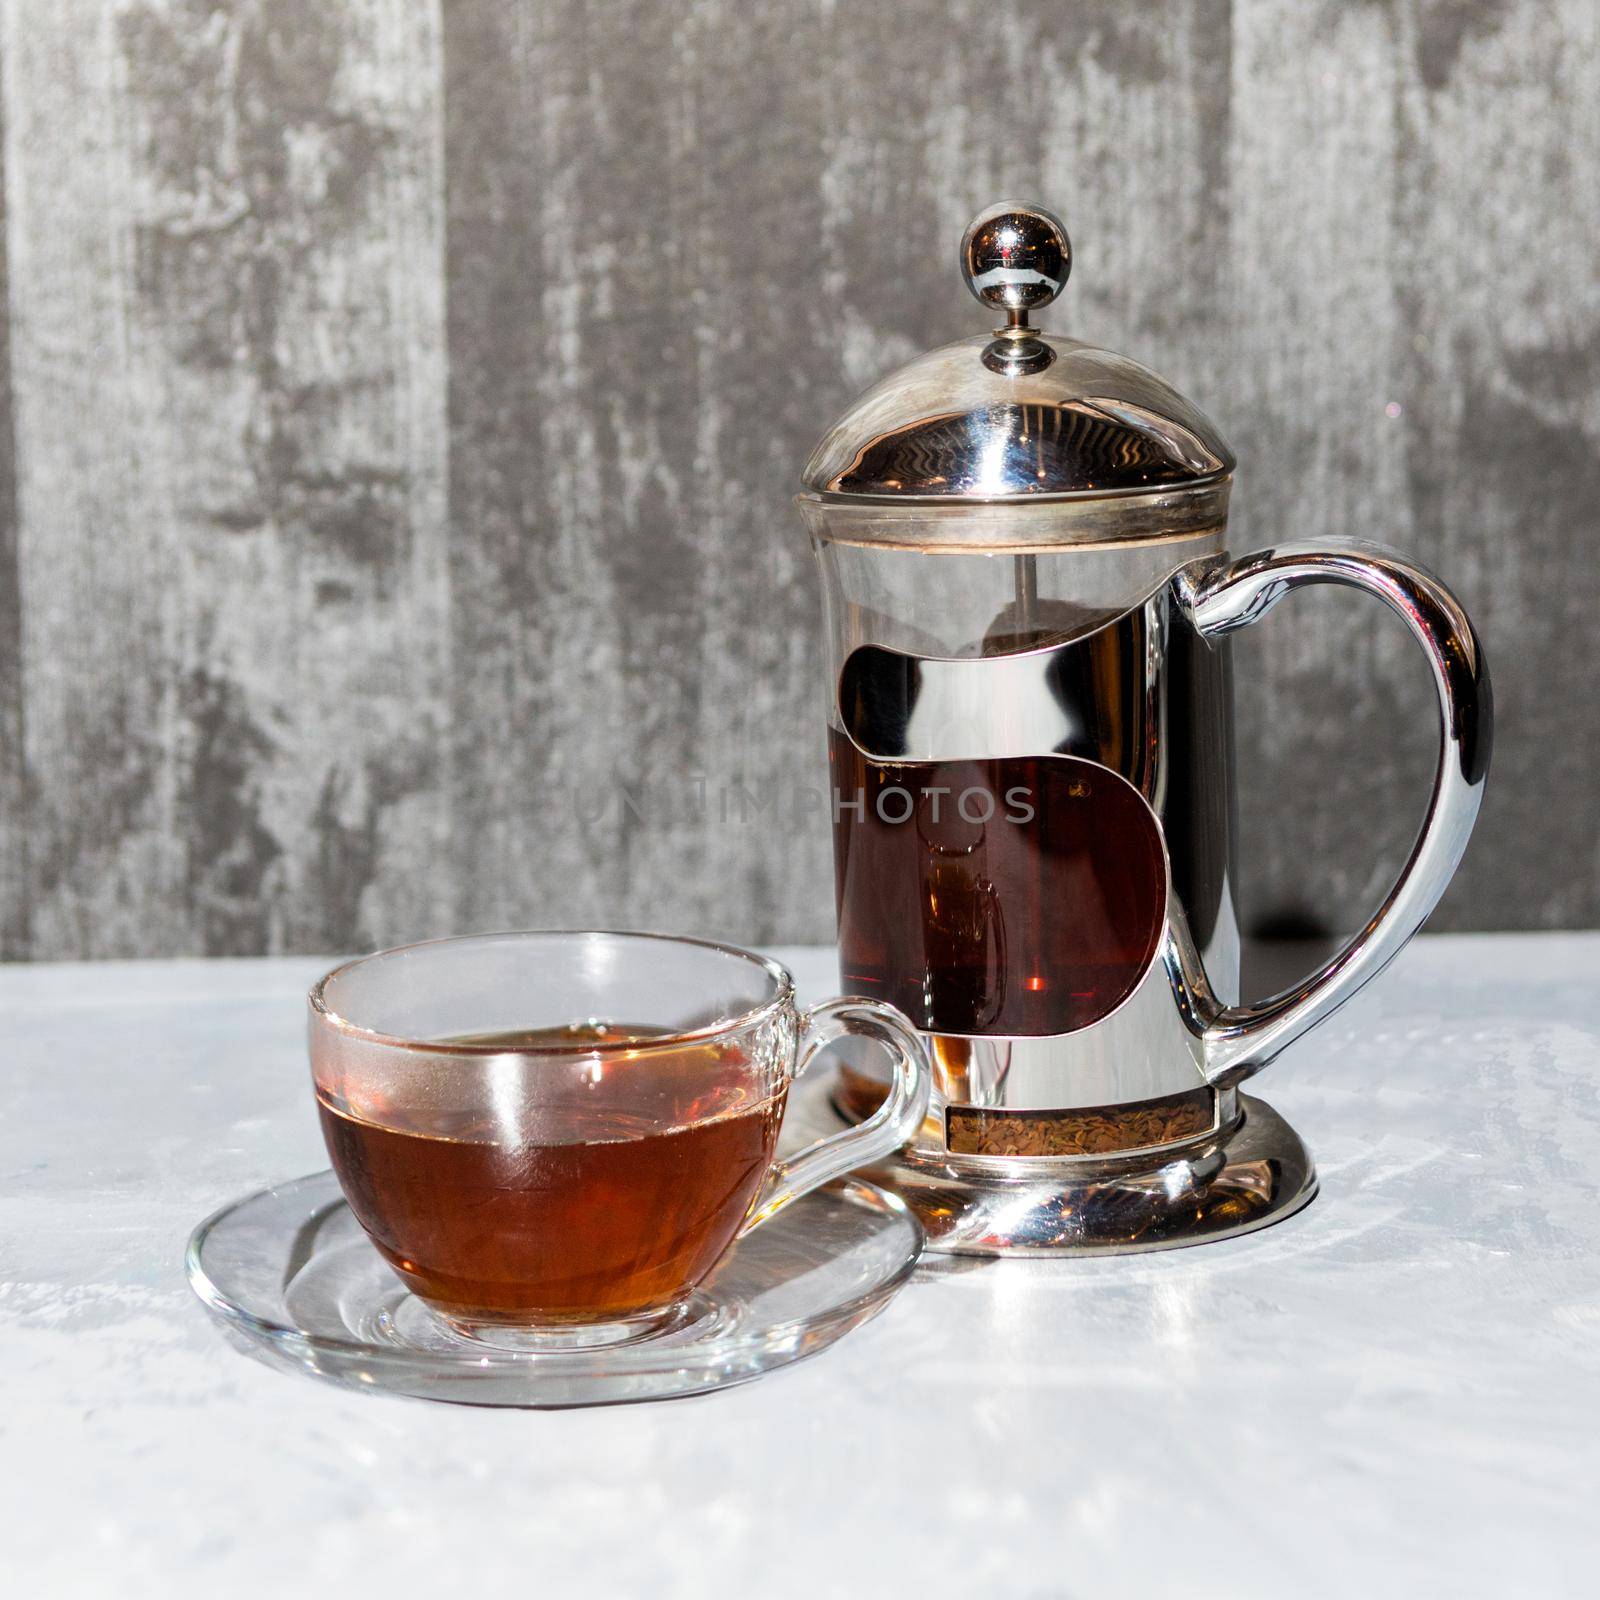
<box><xmin>947</xmin><ymin>1088</ymin><xmax>1215</xmax><ymax>1157</ymax></box>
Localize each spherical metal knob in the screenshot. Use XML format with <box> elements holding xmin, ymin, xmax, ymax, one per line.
<box><xmin>959</xmin><ymin>202</ymin><xmax>1071</xmax><ymax>322</ymax></box>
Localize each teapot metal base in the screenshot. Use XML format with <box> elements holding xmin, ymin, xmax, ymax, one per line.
<box><xmin>837</xmin><ymin>1089</ymin><xmax>1316</xmax><ymax>1257</ymax></box>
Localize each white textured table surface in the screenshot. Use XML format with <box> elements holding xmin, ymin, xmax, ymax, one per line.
<box><xmin>3</xmin><ymin>934</ymin><xmax>1598</xmax><ymax>1598</ymax></box>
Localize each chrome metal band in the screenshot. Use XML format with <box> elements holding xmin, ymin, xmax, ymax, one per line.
<box><xmin>838</xmin><ymin>593</ymin><xmax>1166</xmax><ymax>770</ymax></box>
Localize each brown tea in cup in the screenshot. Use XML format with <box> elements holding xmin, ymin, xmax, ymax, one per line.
<box><xmin>317</xmin><ymin>1024</ymin><xmax>785</xmax><ymax>1325</ymax></box>
<box><xmin>308</xmin><ymin>931</ymin><xmax>931</xmax><ymax>1349</ymax></box>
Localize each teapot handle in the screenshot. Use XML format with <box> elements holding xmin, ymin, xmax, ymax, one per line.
<box><xmin>1172</xmin><ymin>539</ymin><xmax>1493</xmax><ymax>1086</ymax></box>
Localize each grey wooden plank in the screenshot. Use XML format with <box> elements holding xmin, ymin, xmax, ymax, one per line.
<box><xmin>441</xmin><ymin>0</ymin><xmax>732</xmax><ymax>943</ymax></box>
<box><xmin>0</xmin><ymin>31</ymin><xmax>25</xmax><ymax>960</ymax></box>
<box><xmin>2</xmin><ymin>0</ymin><xmax>450</xmax><ymax>957</ymax></box>
<box><xmin>1394</xmin><ymin>0</ymin><xmax>1600</xmax><ymax>929</ymax></box>
<box><xmin>1224</xmin><ymin>0</ymin><xmax>1444</xmax><ymax>949</ymax></box>
<box><xmin>1226</xmin><ymin>0</ymin><xmax>1600</xmax><ymax>941</ymax></box>
<box><xmin>0</xmin><ymin>0</ymin><xmax>185</xmax><ymax>958</ymax></box>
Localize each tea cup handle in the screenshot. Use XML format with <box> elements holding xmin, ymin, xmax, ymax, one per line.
<box><xmin>1173</xmin><ymin>538</ymin><xmax>1493</xmax><ymax>1085</ymax></box>
<box><xmin>739</xmin><ymin>998</ymin><xmax>931</xmax><ymax>1235</ymax></box>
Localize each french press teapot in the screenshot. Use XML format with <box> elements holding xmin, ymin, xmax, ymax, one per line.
<box><xmin>798</xmin><ymin>202</ymin><xmax>1492</xmax><ymax>1255</ymax></box>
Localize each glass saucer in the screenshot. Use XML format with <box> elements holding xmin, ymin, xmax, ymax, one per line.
<box><xmin>186</xmin><ymin>1170</ymin><xmax>923</xmax><ymax>1407</ymax></box>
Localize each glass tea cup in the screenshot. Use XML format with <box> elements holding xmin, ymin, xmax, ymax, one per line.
<box><xmin>308</xmin><ymin>930</ymin><xmax>931</xmax><ymax>1349</ymax></box>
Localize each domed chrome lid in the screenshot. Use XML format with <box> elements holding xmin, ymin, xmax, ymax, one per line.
<box><xmin>801</xmin><ymin>202</ymin><xmax>1234</xmax><ymax>502</ymax></box>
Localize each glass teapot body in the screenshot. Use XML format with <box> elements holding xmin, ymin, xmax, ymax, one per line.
<box><xmin>801</xmin><ymin>496</ymin><xmax>1240</xmax><ymax>1164</ymax></box>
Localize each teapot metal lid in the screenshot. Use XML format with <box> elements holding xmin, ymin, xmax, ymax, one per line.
<box><xmin>801</xmin><ymin>203</ymin><xmax>1234</xmax><ymax>504</ymax></box>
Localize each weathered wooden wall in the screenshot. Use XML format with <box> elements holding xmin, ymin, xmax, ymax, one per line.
<box><xmin>0</xmin><ymin>0</ymin><xmax>1593</xmax><ymax>960</ymax></box>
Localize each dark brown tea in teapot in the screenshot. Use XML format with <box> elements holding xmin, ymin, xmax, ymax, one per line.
<box><xmin>317</xmin><ymin>1024</ymin><xmax>786</xmax><ymax>1324</ymax></box>
<box><xmin>829</xmin><ymin>727</ymin><xmax>1167</xmax><ymax>1037</ymax></box>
